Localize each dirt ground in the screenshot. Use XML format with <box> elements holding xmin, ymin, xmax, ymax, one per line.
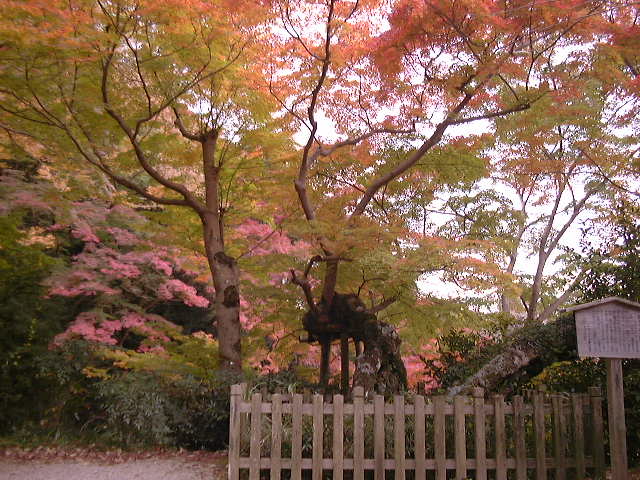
<box><xmin>0</xmin><ymin>447</ymin><xmax>227</xmax><ymax>480</ymax></box>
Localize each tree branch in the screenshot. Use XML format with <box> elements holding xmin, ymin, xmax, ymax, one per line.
<box><xmin>100</xmin><ymin>48</ymin><xmax>206</xmax><ymax>213</ymax></box>
<box><xmin>295</xmin><ymin>0</ymin><xmax>336</xmax><ymax>221</ymax></box>
<box><xmin>537</xmin><ymin>267</ymin><xmax>589</xmax><ymax>323</ymax></box>
<box><xmin>172</xmin><ymin>107</ymin><xmax>204</xmax><ymax>141</ymax></box>
<box><xmin>366</xmin><ymin>296</ymin><xmax>397</xmax><ymax>314</ymax></box>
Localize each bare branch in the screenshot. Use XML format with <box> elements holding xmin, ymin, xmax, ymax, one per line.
<box><xmin>366</xmin><ymin>296</ymin><xmax>397</xmax><ymax>314</ymax></box>
<box><xmin>537</xmin><ymin>267</ymin><xmax>589</xmax><ymax>322</ymax></box>
<box><xmin>172</xmin><ymin>107</ymin><xmax>204</xmax><ymax>141</ymax></box>
<box><xmin>296</xmin><ymin>0</ymin><xmax>336</xmax><ymax>221</ymax></box>
<box><xmin>351</xmin><ymin>91</ymin><xmax>476</xmax><ymax>217</ymax></box>
<box><xmin>447</xmin><ymin>102</ymin><xmax>530</xmax><ymax>126</ymax></box>
<box><xmin>291</xmin><ymin>267</ymin><xmax>319</xmax><ymax>313</ymax></box>
<box><xmin>100</xmin><ymin>48</ymin><xmax>206</xmax><ymax>213</ymax></box>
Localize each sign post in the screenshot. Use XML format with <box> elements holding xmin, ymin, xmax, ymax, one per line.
<box><xmin>567</xmin><ymin>297</ymin><xmax>640</xmax><ymax>480</ymax></box>
<box><xmin>607</xmin><ymin>358</ymin><xmax>627</xmax><ymax>479</ymax></box>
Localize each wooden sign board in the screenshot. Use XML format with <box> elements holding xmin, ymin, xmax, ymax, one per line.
<box><xmin>567</xmin><ymin>297</ymin><xmax>640</xmax><ymax>359</ymax></box>
<box><xmin>566</xmin><ymin>297</ymin><xmax>640</xmax><ymax>480</ymax></box>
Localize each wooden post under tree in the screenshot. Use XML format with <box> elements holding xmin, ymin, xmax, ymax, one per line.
<box><xmin>567</xmin><ymin>297</ymin><xmax>640</xmax><ymax>480</ymax></box>
<box><xmin>340</xmin><ymin>333</ymin><xmax>350</xmax><ymax>395</ymax></box>
<box><xmin>302</xmin><ymin>331</ymin><xmax>352</xmax><ymax>395</ymax></box>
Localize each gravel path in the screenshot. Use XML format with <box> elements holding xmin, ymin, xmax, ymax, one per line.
<box><xmin>0</xmin><ymin>458</ymin><xmax>224</xmax><ymax>480</ymax></box>
<box><xmin>0</xmin><ymin>448</ymin><xmax>227</xmax><ymax>480</ymax></box>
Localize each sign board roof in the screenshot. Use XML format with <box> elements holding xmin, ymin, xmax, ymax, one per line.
<box><xmin>568</xmin><ymin>297</ymin><xmax>640</xmax><ymax>359</ymax></box>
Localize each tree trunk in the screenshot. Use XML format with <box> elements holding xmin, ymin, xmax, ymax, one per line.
<box><xmin>445</xmin><ymin>318</ymin><xmax>575</xmax><ymax>397</ymax></box>
<box><xmin>202</xmin><ymin>214</ymin><xmax>242</xmax><ymax>370</ymax></box>
<box><xmin>199</xmin><ymin>131</ymin><xmax>242</xmax><ymax>371</ymax></box>
<box><xmin>445</xmin><ymin>341</ymin><xmax>539</xmax><ymax>397</ymax></box>
<box><xmin>353</xmin><ymin>320</ymin><xmax>407</xmax><ymax>395</ymax></box>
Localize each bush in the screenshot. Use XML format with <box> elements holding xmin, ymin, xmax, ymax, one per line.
<box><xmin>38</xmin><ymin>339</ymin><xmax>238</xmax><ymax>450</ymax></box>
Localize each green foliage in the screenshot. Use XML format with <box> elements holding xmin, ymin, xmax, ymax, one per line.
<box><xmin>96</xmin><ymin>371</ymin><xmax>232</xmax><ymax>449</ymax></box>
<box><xmin>39</xmin><ymin>339</ymin><xmax>237</xmax><ymax>450</ymax></box>
<box><xmin>424</xmin><ymin>314</ymin><xmax>579</xmax><ymax>394</ymax></box>
<box><xmin>577</xmin><ymin>203</ymin><xmax>640</xmax><ymax>302</ymax></box>
<box><xmin>0</xmin><ymin>212</ymin><xmax>73</xmax><ymax>431</ymax></box>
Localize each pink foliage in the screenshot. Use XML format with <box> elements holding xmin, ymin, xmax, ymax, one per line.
<box><xmin>138</xmin><ymin>345</ymin><xmax>167</xmax><ymax>354</ymax></box>
<box><xmin>53</xmin><ymin>310</ymin><xmax>177</xmax><ymax>349</ymax></box>
<box><xmin>150</xmin><ymin>257</ymin><xmax>173</xmax><ymax>276</ymax></box>
<box><xmin>121</xmin><ymin>312</ymin><xmax>146</xmax><ymax>328</ymax></box>
<box><xmin>158</xmin><ymin>279</ymin><xmax>210</xmax><ymax>308</ymax></box>
<box><xmin>71</xmin><ymin>221</ymin><xmax>100</xmax><ymax>243</ymax></box>
<box><xmin>106</xmin><ymin>227</ymin><xmax>140</xmax><ymax>246</ymax></box>
<box><xmin>10</xmin><ymin>191</ymin><xmax>54</xmax><ymax>212</ymax></box>
<box><xmin>54</xmin><ymin>312</ymin><xmax>118</xmax><ymax>345</ymax></box>
<box><xmin>45</xmin><ymin>201</ymin><xmax>213</xmax><ymax>351</ymax></box>
<box><xmin>234</xmin><ymin>219</ymin><xmax>310</xmax><ymax>257</ymax></box>
<box><xmin>239</xmin><ymin>296</ymin><xmax>261</xmax><ymax>330</ymax></box>
<box><xmin>404</xmin><ymin>339</ymin><xmax>441</xmax><ymax>392</ymax></box>
<box><xmin>3</xmin><ymin>172</ymin><xmax>214</xmax><ymax>357</ymax></box>
<box><xmin>50</xmin><ymin>282</ymin><xmax>121</xmax><ymax>297</ymax></box>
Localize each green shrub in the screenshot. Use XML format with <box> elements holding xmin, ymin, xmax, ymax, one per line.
<box><xmin>38</xmin><ymin>339</ymin><xmax>238</xmax><ymax>450</ymax></box>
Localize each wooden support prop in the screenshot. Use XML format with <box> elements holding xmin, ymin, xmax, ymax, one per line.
<box><xmin>355</xmin><ymin>340</ymin><xmax>362</xmax><ymax>357</ymax></box>
<box><xmin>340</xmin><ymin>333</ymin><xmax>349</xmax><ymax>395</ymax></box>
<box><xmin>607</xmin><ymin>358</ymin><xmax>628</xmax><ymax>480</ymax></box>
<box><xmin>320</xmin><ymin>339</ymin><xmax>330</xmax><ymax>389</ymax></box>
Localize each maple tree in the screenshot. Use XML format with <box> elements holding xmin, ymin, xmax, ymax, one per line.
<box><xmin>0</xmin><ymin>0</ymin><xmax>633</xmax><ymax>393</ymax></box>
<box><xmin>438</xmin><ymin>77</ymin><xmax>635</xmax><ymax>320</ymax></box>
<box><xmin>0</xmin><ymin>0</ymin><xmax>292</xmax><ymax>370</ymax></box>
<box><xmin>433</xmin><ymin>64</ymin><xmax>640</xmax><ymax>395</ymax></box>
<box><xmin>268</xmin><ymin>0</ymin><xmax>608</xmax><ymax>392</ymax></box>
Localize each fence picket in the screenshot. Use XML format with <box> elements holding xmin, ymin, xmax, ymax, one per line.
<box><xmin>494</xmin><ymin>395</ymin><xmax>506</xmax><ymax>480</ymax></box>
<box><xmin>590</xmin><ymin>387</ymin><xmax>605</xmax><ymax>479</ymax></box>
<box><xmin>533</xmin><ymin>391</ymin><xmax>546</xmax><ymax>480</ymax></box>
<box><xmin>434</xmin><ymin>396</ymin><xmax>446</xmax><ymax>480</ymax></box>
<box><xmin>226</xmin><ymin>384</ymin><xmax>605</xmax><ymax>480</ymax></box>
<box><xmin>454</xmin><ymin>395</ymin><xmax>467</xmax><ymax>480</ymax></box>
<box><xmin>333</xmin><ymin>394</ymin><xmax>344</xmax><ymax>480</ymax></box>
<box><xmin>291</xmin><ymin>393</ymin><xmax>303</xmax><ymax>480</ymax></box>
<box><xmin>312</xmin><ymin>394</ymin><xmax>323</xmax><ymax>480</ymax></box>
<box><xmin>414</xmin><ymin>395</ymin><xmax>426</xmax><ymax>480</ymax></box>
<box><xmin>228</xmin><ymin>384</ymin><xmax>243</xmax><ymax>480</ymax></box>
<box><xmin>271</xmin><ymin>393</ymin><xmax>283</xmax><ymax>480</ymax></box>
<box><xmin>374</xmin><ymin>394</ymin><xmax>385</xmax><ymax>480</ymax></box>
<box><xmin>354</xmin><ymin>387</ymin><xmax>365</xmax><ymax>480</ymax></box>
<box><xmin>572</xmin><ymin>393</ymin><xmax>586</xmax><ymax>479</ymax></box>
<box><xmin>249</xmin><ymin>393</ymin><xmax>262</xmax><ymax>480</ymax></box>
<box><xmin>394</xmin><ymin>395</ymin><xmax>406</xmax><ymax>480</ymax></box>
<box><xmin>473</xmin><ymin>388</ymin><xmax>487</xmax><ymax>480</ymax></box>
<box><xmin>513</xmin><ymin>395</ymin><xmax>527</xmax><ymax>480</ymax></box>
<box><xmin>552</xmin><ymin>395</ymin><xmax>566</xmax><ymax>480</ymax></box>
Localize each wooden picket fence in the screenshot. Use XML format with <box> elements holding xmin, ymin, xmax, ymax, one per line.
<box><xmin>228</xmin><ymin>384</ymin><xmax>606</xmax><ymax>479</ymax></box>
